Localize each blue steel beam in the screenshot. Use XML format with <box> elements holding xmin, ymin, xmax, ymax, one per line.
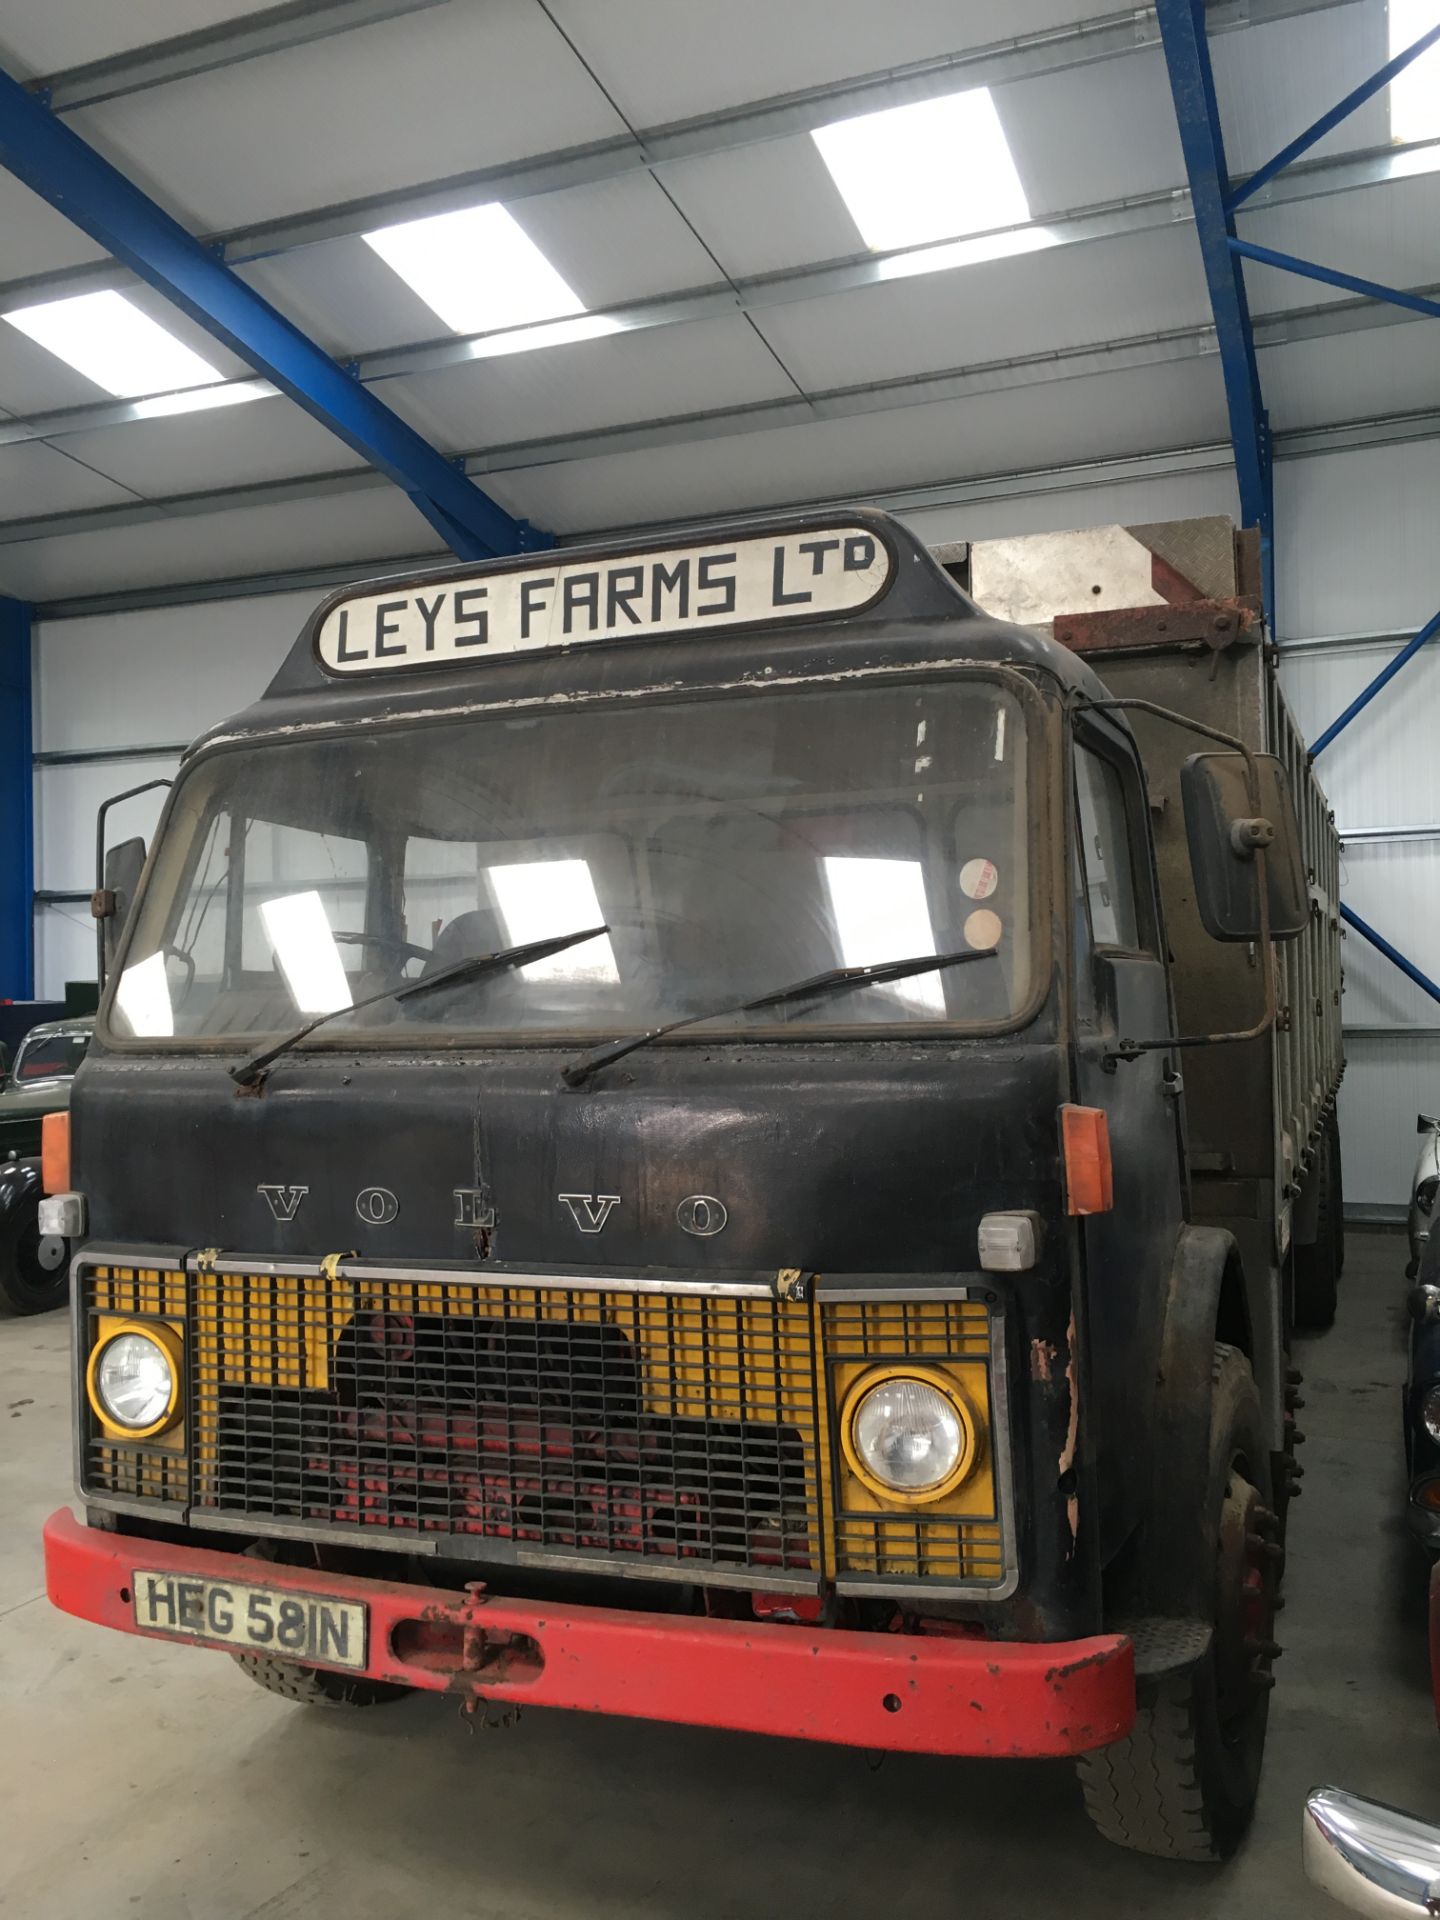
<box><xmin>1227</xmin><ymin>23</ymin><xmax>1440</xmax><ymax>210</ymax></box>
<box><xmin>1311</xmin><ymin>609</ymin><xmax>1440</xmax><ymax>755</ymax></box>
<box><xmin>1229</xmin><ymin>237</ymin><xmax>1440</xmax><ymax>322</ymax></box>
<box><xmin>0</xmin><ymin>66</ymin><xmax>538</xmax><ymax>562</ymax></box>
<box><xmin>1155</xmin><ymin>1</ymin><xmax>1274</xmax><ymax>616</ymax></box>
<box><xmin>0</xmin><ymin>597</ymin><xmax>33</xmax><ymax>1001</ymax></box>
<box><xmin>1339</xmin><ymin>903</ymin><xmax>1440</xmax><ymax>1008</ymax></box>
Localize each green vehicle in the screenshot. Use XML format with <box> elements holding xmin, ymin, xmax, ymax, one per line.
<box><xmin>0</xmin><ymin>1017</ymin><xmax>92</xmax><ymax>1314</ymax></box>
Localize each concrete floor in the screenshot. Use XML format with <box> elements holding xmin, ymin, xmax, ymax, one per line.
<box><xmin>0</xmin><ymin>1229</ymin><xmax>1428</xmax><ymax>1918</ymax></box>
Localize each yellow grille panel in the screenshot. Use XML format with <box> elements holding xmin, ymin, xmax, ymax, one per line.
<box><xmin>80</xmin><ymin>1267</ymin><xmax>190</xmax><ymax>1506</ymax></box>
<box><xmin>87</xmin><ymin>1264</ymin><xmax>186</xmax><ymax>1318</ymax></box>
<box><xmin>821</xmin><ymin>1295</ymin><xmax>1006</xmax><ymax>1586</ymax></box>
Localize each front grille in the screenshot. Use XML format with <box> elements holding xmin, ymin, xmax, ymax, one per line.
<box><xmin>79</xmin><ymin>1258</ymin><xmax>1012</xmax><ymax>1595</ymax></box>
<box><xmin>187</xmin><ymin>1268</ymin><xmax>821</xmax><ymax>1583</ymax></box>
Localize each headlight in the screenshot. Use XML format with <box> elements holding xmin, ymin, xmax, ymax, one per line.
<box><xmin>847</xmin><ymin>1372</ymin><xmax>974</xmax><ymax>1500</ymax></box>
<box><xmin>91</xmin><ymin>1328</ymin><xmax>178</xmax><ymax>1434</ymax></box>
<box><xmin>1423</xmin><ymin>1386</ymin><xmax>1440</xmax><ymax>1447</ymax></box>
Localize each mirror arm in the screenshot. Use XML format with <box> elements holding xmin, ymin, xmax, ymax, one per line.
<box><xmin>1072</xmin><ymin>695</ymin><xmax>1275</xmax><ymax>1064</ymax></box>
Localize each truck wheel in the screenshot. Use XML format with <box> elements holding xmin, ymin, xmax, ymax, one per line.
<box><xmin>1293</xmin><ymin>1118</ymin><xmax>1341</xmax><ymax>1330</ymax></box>
<box><xmin>0</xmin><ymin>1188</ymin><xmax>67</xmax><ymax>1316</ymax></box>
<box><xmin>232</xmin><ymin>1652</ymin><xmax>410</xmax><ymax>1709</ymax></box>
<box><xmin>1077</xmin><ymin>1345</ymin><xmax>1278</xmax><ymax>1860</ymax></box>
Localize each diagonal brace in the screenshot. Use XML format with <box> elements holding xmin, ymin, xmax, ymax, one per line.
<box><xmin>1228</xmin><ymin>23</ymin><xmax>1440</xmax><ymax>210</ymax></box>
<box><xmin>0</xmin><ymin>64</ymin><xmax>541</xmax><ymax>562</ymax></box>
<box><xmin>1339</xmin><ymin>903</ymin><xmax>1440</xmax><ymax>1008</ymax></box>
<box><xmin>1229</xmin><ymin>238</ymin><xmax>1440</xmax><ymax>323</ymax></box>
<box><xmin>1311</xmin><ymin>609</ymin><xmax>1440</xmax><ymax>756</ymax></box>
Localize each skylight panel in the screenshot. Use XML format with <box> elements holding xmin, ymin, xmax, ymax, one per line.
<box><xmin>1390</xmin><ymin>0</ymin><xmax>1440</xmax><ymax>144</ymax></box>
<box><xmin>261</xmin><ymin>891</ymin><xmax>353</xmax><ymax>1017</ymax></box>
<box><xmin>822</xmin><ymin>857</ymin><xmax>944</xmax><ymax>1015</ymax></box>
<box><xmin>363</xmin><ymin>203</ymin><xmax>587</xmax><ymax>336</ymax></box>
<box><xmin>3</xmin><ymin>290</ymin><xmax>224</xmax><ymax>398</ymax></box>
<box><xmin>812</xmin><ymin>87</ymin><xmax>1031</xmax><ymax>254</ymax></box>
<box><xmin>487</xmin><ymin>859</ymin><xmax>619</xmax><ymax>983</ymax></box>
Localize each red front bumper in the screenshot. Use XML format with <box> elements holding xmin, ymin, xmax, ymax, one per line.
<box><xmin>45</xmin><ymin>1508</ymin><xmax>1134</xmax><ymax>1758</ymax></box>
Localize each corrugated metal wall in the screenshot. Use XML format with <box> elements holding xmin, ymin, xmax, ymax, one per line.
<box><xmin>32</xmin><ymin>443</ymin><xmax>1434</xmax><ymax>1210</ymax></box>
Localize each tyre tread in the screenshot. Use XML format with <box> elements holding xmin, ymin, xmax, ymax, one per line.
<box><xmin>232</xmin><ymin>1651</ymin><xmax>407</xmax><ymax>1709</ymax></box>
<box><xmin>1075</xmin><ymin>1344</ymin><xmax>1263</xmax><ymax>1862</ymax></box>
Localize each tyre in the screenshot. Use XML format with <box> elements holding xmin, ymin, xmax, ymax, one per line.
<box><xmin>0</xmin><ymin>1185</ymin><xmax>68</xmax><ymax>1316</ymax></box>
<box><xmin>1077</xmin><ymin>1345</ymin><xmax>1279</xmax><ymax>1861</ymax></box>
<box><xmin>1294</xmin><ymin>1117</ymin><xmax>1341</xmax><ymax>1330</ymax></box>
<box><xmin>232</xmin><ymin>1651</ymin><xmax>410</xmax><ymax>1709</ymax></box>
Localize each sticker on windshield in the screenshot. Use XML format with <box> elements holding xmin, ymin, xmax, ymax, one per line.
<box><xmin>314</xmin><ymin>527</ymin><xmax>895</xmax><ymax>675</ymax></box>
<box><xmin>964</xmin><ymin>909</ymin><xmax>1003</xmax><ymax>951</ymax></box>
<box><xmin>959</xmin><ymin>858</ymin><xmax>999</xmax><ymax>900</ymax></box>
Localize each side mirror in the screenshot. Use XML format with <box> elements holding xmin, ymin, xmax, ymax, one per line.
<box><xmin>95</xmin><ymin>836</ymin><xmax>148</xmax><ymax>980</ymax></box>
<box><xmin>1181</xmin><ymin>751</ymin><xmax>1308</xmax><ymax>943</ymax></box>
<box><xmin>1421</xmin><ymin>1114</ymin><xmax>1440</xmax><ymax>1135</ymax></box>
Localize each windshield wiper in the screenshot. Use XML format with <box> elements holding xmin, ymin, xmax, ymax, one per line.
<box><xmin>231</xmin><ymin>925</ymin><xmax>609</xmax><ymax>1090</ymax></box>
<box><xmin>562</xmin><ymin>948</ymin><xmax>999</xmax><ymax>1089</ymax></box>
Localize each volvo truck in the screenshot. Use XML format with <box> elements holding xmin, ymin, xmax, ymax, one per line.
<box><xmin>41</xmin><ymin>508</ymin><xmax>1341</xmax><ymax>1859</ymax></box>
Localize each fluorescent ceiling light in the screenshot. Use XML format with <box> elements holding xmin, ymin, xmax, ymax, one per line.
<box><xmin>812</xmin><ymin>87</ymin><xmax>1030</xmax><ymax>254</ymax></box>
<box><xmin>465</xmin><ymin>313</ymin><xmax>625</xmax><ymax>360</ymax></box>
<box><xmin>131</xmin><ymin>378</ymin><xmax>274</xmax><ymax>420</ymax></box>
<box><xmin>1390</xmin><ymin>0</ymin><xmax>1440</xmax><ymax>144</ymax></box>
<box><xmin>114</xmin><ymin>951</ymin><xmax>174</xmax><ymax>1038</ymax></box>
<box><xmin>3</xmin><ymin>290</ymin><xmax>224</xmax><ymax>398</ymax></box>
<box><xmin>260</xmin><ymin>890</ymin><xmax>353</xmax><ymax>1016</ymax></box>
<box><xmin>822</xmin><ymin>857</ymin><xmax>944</xmax><ymax>1014</ymax></box>
<box><xmin>364</xmin><ymin>203</ymin><xmax>586</xmax><ymax>335</ymax></box>
<box><xmin>487</xmin><ymin>859</ymin><xmax>618</xmax><ymax>982</ymax></box>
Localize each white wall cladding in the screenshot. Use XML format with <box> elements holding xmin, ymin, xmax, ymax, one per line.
<box><xmin>26</xmin><ymin>442</ymin><xmax>1435</xmax><ymax>1211</ymax></box>
<box><xmin>31</xmin><ymin>590</ymin><xmax>318</xmax><ymax>1000</ymax></box>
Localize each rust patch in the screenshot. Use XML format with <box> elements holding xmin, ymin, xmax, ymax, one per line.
<box><xmin>1059</xmin><ymin>1313</ymin><xmax>1080</xmax><ymax>1556</ymax></box>
<box><xmin>1054</xmin><ymin>595</ymin><xmax>1262</xmax><ymax>656</ymax></box>
<box><xmin>1044</xmin><ymin>1642</ymin><xmax>1124</xmax><ymax>1686</ymax></box>
<box><xmin>1030</xmin><ymin>1337</ymin><xmax>1059</xmax><ymax>1384</ymax></box>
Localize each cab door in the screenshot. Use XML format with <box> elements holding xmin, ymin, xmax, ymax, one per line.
<box><xmin>1069</xmin><ymin>718</ymin><xmax>1186</xmax><ymax>1559</ymax></box>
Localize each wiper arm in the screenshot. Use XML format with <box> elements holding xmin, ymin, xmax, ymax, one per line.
<box><xmin>562</xmin><ymin>948</ymin><xmax>998</xmax><ymax>1089</ymax></box>
<box><xmin>231</xmin><ymin>925</ymin><xmax>609</xmax><ymax>1090</ymax></box>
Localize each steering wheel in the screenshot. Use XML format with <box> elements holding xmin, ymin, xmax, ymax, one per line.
<box><xmin>331</xmin><ymin>931</ymin><xmax>433</xmax><ymax>964</ymax></box>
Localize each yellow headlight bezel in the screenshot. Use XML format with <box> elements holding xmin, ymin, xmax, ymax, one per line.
<box><xmin>839</xmin><ymin>1363</ymin><xmax>979</xmax><ymax>1507</ymax></box>
<box><xmin>85</xmin><ymin>1320</ymin><xmax>184</xmax><ymax>1440</ymax></box>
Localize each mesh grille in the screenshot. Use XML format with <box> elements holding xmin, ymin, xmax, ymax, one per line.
<box><xmin>184</xmin><ymin>1269</ymin><xmax>822</xmax><ymax>1581</ymax></box>
<box><xmin>821</xmin><ymin>1294</ymin><xmax>1006</xmax><ymax>1586</ymax></box>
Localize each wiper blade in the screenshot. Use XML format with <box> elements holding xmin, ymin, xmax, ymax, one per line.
<box><xmin>562</xmin><ymin>947</ymin><xmax>998</xmax><ymax>1089</ymax></box>
<box><xmin>231</xmin><ymin>925</ymin><xmax>608</xmax><ymax>1089</ymax></box>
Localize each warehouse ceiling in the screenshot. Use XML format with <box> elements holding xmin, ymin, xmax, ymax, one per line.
<box><xmin>0</xmin><ymin>0</ymin><xmax>1434</xmax><ymax>612</ymax></box>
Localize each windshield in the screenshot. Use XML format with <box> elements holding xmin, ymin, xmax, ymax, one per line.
<box><xmin>12</xmin><ymin>1030</ymin><xmax>89</xmax><ymax>1081</ymax></box>
<box><xmin>108</xmin><ymin>677</ymin><xmax>1034</xmax><ymax>1045</ymax></box>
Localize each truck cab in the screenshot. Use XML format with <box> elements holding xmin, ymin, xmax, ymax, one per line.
<box><xmin>44</xmin><ymin>509</ymin><xmax>1315</xmax><ymax>1859</ymax></box>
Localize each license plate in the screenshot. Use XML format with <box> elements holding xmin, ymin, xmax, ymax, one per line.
<box><xmin>132</xmin><ymin>1571</ymin><xmax>367</xmax><ymax>1670</ymax></box>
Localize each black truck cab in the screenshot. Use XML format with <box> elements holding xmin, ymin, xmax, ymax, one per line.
<box><xmin>49</xmin><ymin>509</ymin><xmax>1301</xmax><ymax>1860</ymax></box>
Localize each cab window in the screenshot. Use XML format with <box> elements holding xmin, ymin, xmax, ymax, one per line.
<box><xmin>1074</xmin><ymin>744</ymin><xmax>1144</xmax><ymax>952</ymax></box>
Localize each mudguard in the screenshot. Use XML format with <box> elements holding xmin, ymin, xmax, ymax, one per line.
<box><xmin>1140</xmin><ymin>1224</ymin><xmax>1251</xmax><ymax>1619</ymax></box>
